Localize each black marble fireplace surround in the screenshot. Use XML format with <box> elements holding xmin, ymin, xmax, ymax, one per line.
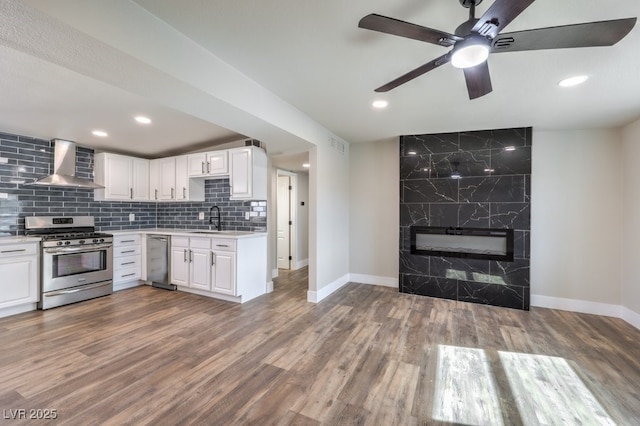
<box><xmin>399</xmin><ymin>127</ymin><xmax>531</xmax><ymax>310</ymax></box>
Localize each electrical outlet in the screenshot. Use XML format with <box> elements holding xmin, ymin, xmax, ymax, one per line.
<box><xmin>199</xmin><ymin>212</ymin><xmax>205</xmax><ymax>220</ymax></box>
<box><xmin>129</xmin><ymin>213</ymin><xmax>135</xmax><ymax>221</ymax></box>
<box><xmin>245</xmin><ymin>212</ymin><xmax>250</xmax><ymax>220</ymax></box>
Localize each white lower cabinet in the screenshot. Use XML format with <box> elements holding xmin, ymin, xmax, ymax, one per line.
<box><xmin>170</xmin><ymin>234</ymin><xmax>266</xmax><ymax>303</ymax></box>
<box><xmin>171</xmin><ymin>236</ymin><xmax>211</xmax><ymax>290</ymax></box>
<box><xmin>0</xmin><ymin>242</ymin><xmax>39</xmax><ymax>315</ymax></box>
<box><xmin>211</xmin><ymin>240</ymin><xmax>235</xmax><ymax>295</ymax></box>
<box><xmin>113</xmin><ymin>234</ymin><xmax>142</xmax><ymax>290</ymax></box>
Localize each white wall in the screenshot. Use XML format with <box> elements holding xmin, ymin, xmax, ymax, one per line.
<box><xmin>530</xmin><ymin>129</ymin><xmax>623</xmax><ymax>311</ymax></box>
<box><xmin>296</xmin><ymin>173</ymin><xmax>309</xmax><ymax>267</ymax></box>
<box><xmin>348</xmin><ymin>139</ymin><xmax>399</xmax><ymax>285</ymax></box>
<box><xmin>308</xmin><ymin>140</ymin><xmax>351</xmax><ymax>301</ymax></box>
<box><xmin>622</xmin><ymin>118</ymin><xmax>640</xmax><ymax>323</ymax></box>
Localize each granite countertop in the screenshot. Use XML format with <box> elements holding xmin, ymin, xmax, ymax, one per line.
<box><xmin>109</xmin><ymin>228</ymin><xmax>267</xmax><ymax>239</ymax></box>
<box><xmin>0</xmin><ymin>236</ymin><xmax>41</xmax><ymax>246</ymax></box>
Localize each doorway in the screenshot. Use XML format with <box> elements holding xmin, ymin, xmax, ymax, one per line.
<box><xmin>277</xmin><ymin>173</ymin><xmax>294</xmax><ymax>270</ymax></box>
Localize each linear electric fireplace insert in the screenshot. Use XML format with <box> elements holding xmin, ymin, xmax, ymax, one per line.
<box><xmin>410</xmin><ymin>226</ymin><xmax>514</xmax><ymax>262</ymax></box>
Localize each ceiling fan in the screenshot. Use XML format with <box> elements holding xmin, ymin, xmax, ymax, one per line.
<box><xmin>358</xmin><ymin>0</ymin><xmax>637</xmax><ymax>99</ymax></box>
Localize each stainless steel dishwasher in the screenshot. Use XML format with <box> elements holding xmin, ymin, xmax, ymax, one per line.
<box><xmin>147</xmin><ymin>235</ymin><xmax>176</xmax><ymax>290</ymax></box>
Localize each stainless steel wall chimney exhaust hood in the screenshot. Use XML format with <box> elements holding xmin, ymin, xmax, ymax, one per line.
<box><xmin>25</xmin><ymin>139</ymin><xmax>104</xmax><ymax>189</ymax></box>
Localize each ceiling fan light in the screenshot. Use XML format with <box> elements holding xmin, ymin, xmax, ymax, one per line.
<box><xmin>451</xmin><ymin>43</ymin><xmax>490</xmax><ymax>69</ymax></box>
<box><xmin>558</xmin><ymin>75</ymin><xmax>589</xmax><ymax>87</ymax></box>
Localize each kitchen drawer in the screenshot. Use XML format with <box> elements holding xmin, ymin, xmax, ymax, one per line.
<box><xmin>113</xmin><ymin>266</ymin><xmax>141</xmax><ymax>283</ymax></box>
<box><xmin>114</xmin><ymin>245</ymin><xmax>141</xmax><ymax>257</ymax></box>
<box><xmin>114</xmin><ymin>234</ymin><xmax>141</xmax><ymax>246</ymax></box>
<box><xmin>113</xmin><ymin>254</ymin><xmax>140</xmax><ymax>271</ymax></box>
<box><xmin>0</xmin><ymin>243</ymin><xmax>38</xmax><ymax>258</ymax></box>
<box><xmin>210</xmin><ymin>238</ymin><xmax>236</xmax><ymax>252</ymax></box>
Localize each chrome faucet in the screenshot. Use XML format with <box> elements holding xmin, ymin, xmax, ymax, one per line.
<box><xmin>209</xmin><ymin>205</ymin><xmax>221</xmax><ymax>231</ymax></box>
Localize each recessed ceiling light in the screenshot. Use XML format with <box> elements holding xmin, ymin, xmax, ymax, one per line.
<box><xmin>135</xmin><ymin>116</ymin><xmax>152</xmax><ymax>124</ymax></box>
<box><xmin>558</xmin><ymin>75</ymin><xmax>588</xmax><ymax>88</ymax></box>
<box><xmin>302</xmin><ymin>163</ymin><xmax>310</xmax><ymax>168</ymax></box>
<box><xmin>92</xmin><ymin>130</ymin><xmax>108</xmax><ymax>137</ymax></box>
<box><xmin>504</xmin><ymin>146</ymin><xmax>516</xmax><ymax>151</ymax></box>
<box><xmin>484</xmin><ymin>168</ymin><xmax>495</xmax><ymax>173</ymax></box>
<box><xmin>407</xmin><ymin>151</ymin><xmax>417</xmax><ymax>155</ymax></box>
<box><xmin>372</xmin><ymin>100</ymin><xmax>388</xmax><ymax>109</ymax></box>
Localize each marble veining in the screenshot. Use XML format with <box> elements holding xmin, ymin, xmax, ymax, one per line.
<box><xmin>399</xmin><ymin>127</ymin><xmax>531</xmax><ymax>310</ymax></box>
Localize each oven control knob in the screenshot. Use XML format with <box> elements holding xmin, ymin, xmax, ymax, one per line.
<box><xmin>64</xmin><ymin>241</ymin><xmax>71</xmax><ymax>245</ymax></box>
<box><xmin>93</xmin><ymin>239</ymin><xmax>99</xmax><ymax>243</ymax></box>
<box><xmin>79</xmin><ymin>240</ymin><xmax>85</xmax><ymax>245</ymax></box>
<box><xmin>99</xmin><ymin>238</ymin><xmax>105</xmax><ymax>243</ymax></box>
<box><xmin>57</xmin><ymin>241</ymin><xmax>63</xmax><ymax>246</ymax></box>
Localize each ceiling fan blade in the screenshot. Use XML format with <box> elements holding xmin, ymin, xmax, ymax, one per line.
<box><xmin>463</xmin><ymin>61</ymin><xmax>492</xmax><ymax>100</ymax></box>
<box><xmin>492</xmin><ymin>18</ymin><xmax>637</xmax><ymax>53</ymax></box>
<box><xmin>473</xmin><ymin>0</ymin><xmax>536</xmax><ymax>38</ymax></box>
<box><xmin>359</xmin><ymin>14</ymin><xmax>462</xmax><ymax>46</ymax></box>
<box><xmin>375</xmin><ymin>53</ymin><xmax>450</xmax><ymax>92</ymax></box>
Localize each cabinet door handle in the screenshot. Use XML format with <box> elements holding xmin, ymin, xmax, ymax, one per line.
<box><xmin>122</xmin><ymin>273</ymin><xmax>136</xmax><ymax>278</ymax></box>
<box><xmin>216</xmin><ymin>244</ymin><xmax>229</xmax><ymax>248</ymax></box>
<box><xmin>121</xmin><ymin>261</ymin><xmax>136</xmax><ymax>266</ymax></box>
<box><xmin>155</xmin><ymin>189</ymin><xmax>158</xmax><ymax>200</ymax></box>
<box><xmin>171</xmin><ymin>188</ymin><xmax>175</xmax><ymax>199</ymax></box>
<box><xmin>183</xmin><ymin>187</ymin><xmax>186</xmax><ymax>199</ymax></box>
<box><xmin>121</xmin><ymin>240</ymin><xmax>135</xmax><ymax>243</ymax></box>
<box><xmin>120</xmin><ymin>250</ymin><xmax>136</xmax><ymax>254</ymax></box>
<box><xmin>130</xmin><ymin>188</ymin><xmax>133</xmax><ymax>199</ymax></box>
<box><xmin>183</xmin><ymin>249</ymin><xmax>187</xmax><ymax>262</ymax></box>
<box><xmin>1</xmin><ymin>249</ymin><xmax>26</xmax><ymax>254</ymax></box>
<box><xmin>189</xmin><ymin>250</ymin><xmax>193</xmax><ymax>263</ymax></box>
<box><xmin>202</xmin><ymin>161</ymin><xmax>205</xmax><ymax>174</ymax></box>
<box><xmin>207</xmin><ymin>161</ymin><xmax>211</xmax><ymax>173</ymax></box>
<box><xmin>211</xmin><ymin>252</ymin><xmax>215</xmax><ymax>266</ymax></box>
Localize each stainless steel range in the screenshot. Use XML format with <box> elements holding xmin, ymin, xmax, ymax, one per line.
<box><xmin>25</xmin><ymin>216</ymin><xmax>113</xmax><ymax>310</ymax></box>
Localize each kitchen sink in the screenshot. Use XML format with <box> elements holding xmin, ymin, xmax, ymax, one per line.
<box><xmin>189</xmin><ymin>230</ymin><xmax>221</xmax><ymax>234</ymax></box>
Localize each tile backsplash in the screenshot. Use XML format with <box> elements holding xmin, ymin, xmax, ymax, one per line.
<box><xmin>0</xmin><ymin>132</ymin><xmax>266</xmax><ymax>235</ymax></box>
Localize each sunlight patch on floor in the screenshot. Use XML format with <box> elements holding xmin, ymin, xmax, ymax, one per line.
<box><xmin>432</xmin><ymin>345</ymin><xmax>504</xmax><ymax>426</ymax></box>
<box><xmin>499</xmin><ymin>351</ymin><xmax>615</xmax><ymax>426</ymax></box>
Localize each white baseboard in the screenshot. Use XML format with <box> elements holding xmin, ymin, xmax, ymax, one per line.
<box><xmin>530</xmin><ymin>294</ymin><xmax>622</xmax><ymax>318</ymax></box>
<box><xmin>266</xmin><ymin>281</ymin><xmax>274</xmax><ymax>293</ymax></box>
<box><xmin>271</xmin><ymin>269</ymin><xmax>279</xmax><ymax>279</ymax></box>
<box><xmin>307</xmin><ymin>273</ymin><xmax>350</xmax><ymax>303</ymax></box>
<box><xmin>621</xmin><ymin>306</ymin><xmax>640</xmax><ymax>330</ymax></box>
<box><xmin>113</xmin><ymin>281</ymin><xmax>142</xmax><ymax>292</ymax></box>
<box><xmin>294</xmin><ymin>259</ymin><xmax>309</xmax><ymax>270</ymax></box>
<box><xmin>0</xmin><ymin>303</ymin><xmax>37</xmax><ymax>318</ymax></box>
<box><xmin>349</xmin><ymin>273</ymin><xmax>398</xmax><ymax>288</ymax></box>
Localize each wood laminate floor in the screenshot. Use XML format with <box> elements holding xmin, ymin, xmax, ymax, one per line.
<box><xmin>1</xmin><ymin>268</ymin><xmax>639</xmax><ymax>425</ymax></box>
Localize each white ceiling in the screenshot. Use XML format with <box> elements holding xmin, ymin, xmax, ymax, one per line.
<box><xmin>1</xmin><ymin>0</ymin><xmax>639</xmax><ymax>158</ymax></box>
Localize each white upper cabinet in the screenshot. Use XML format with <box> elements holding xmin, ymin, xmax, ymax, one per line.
<box><xmin>187</xmin><ymin>151</ymin><xmax>228</xmax><ymax>177</ymax></box>
<box><xmin>94</xmin><ymin>153</ymin><xmax>149</xmax><ymax>201</ymax></box>
<box><xmin>229</xmin><ymin>146</ymin><xmax>267</xmax><ymax>200</ymax></box>
<box><xmin>150</xmin><ymin>156</ymin><xmax>204</xmax><ymax>202</ymax></box>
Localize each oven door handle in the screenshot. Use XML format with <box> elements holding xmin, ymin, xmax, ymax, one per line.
<box><xmin>45</xmin><ymin>281</ymin><xmax>112</xmax><ymax>297</ymax></box>
<box><xmin>43</xmin><ymin>244</ymin><xmax>113</xmax><ymax>254</ymax></box>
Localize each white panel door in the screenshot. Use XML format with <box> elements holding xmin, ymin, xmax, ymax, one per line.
<box><xmin>190</xmin><ymin>248</ymin><xmax>211</xmax><ymax>290</ymax></box>
<box><xmin>207</xmin><ymin>151</ymin><xmax>228</xmax><ymax>175</ymax></box>
<box><xmin>170</xmin><ymin>246</ymin><xmax>189</xmax><ymax>286</ymax></box>
<box><xmin>175</xmin><ymin>156</ymin><xmax>189</xmax><ymax>200</ymax></box>
<box><xmin>131</xmin><ymin>158</ymin><xmax>149</xmax><ymax>200</ymax></box>
<box><xmin>159</xmin><ymin>157</ymin><xmax>176</xmax><ymax>200</ymax></box>
<box><xmin>277</xmin><ymin>175</ymin><xmax>291</xmax><ymax>269</ymax></box>
<box><xmin>187</xmin><ymin>153</ymin><xmax>208</xmax><ymax>177</ymax></box>
<box><xmin>211</xmin><ymin>251</ymin><xmax>235</xmax><ymax>295</ymax></box>
<box><xmin>105</xmin><ymin>154</ymin><xmax>132</xmax><ymax>200</ymax></box>
<box><xmin>229</xmin><ymin>148</ymin><xmax>251</xmax><ymax>198</ymax></box>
